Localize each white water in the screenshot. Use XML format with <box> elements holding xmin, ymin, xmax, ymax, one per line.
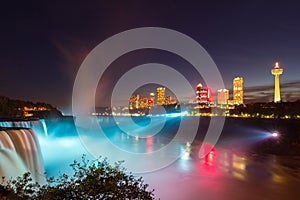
<box><xmin>40</xmin><ymin>119</ymin><xmax>48</xmax><ymax>137</ymax></box>
<box><xmin>0</xmin><ymin>120</ymin><xmax>48</xmax><ymax>137</ymax></box>
<box><xmin>0</xmin><ymin>148</ymin><xmax>28</xmax><ymax>182</ymax></box>
<box><xmin>0</xmin><ymin>129</ymin><xmax>45</xmax><ymax>184</ymax></box>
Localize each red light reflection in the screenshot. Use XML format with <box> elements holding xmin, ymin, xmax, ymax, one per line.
<box><xmin>205</xmin><ymin>148</ymin><xmax>216</xmax><ymax>166</ymax></box>
<box><xmin>146</xmin><ymin>136</ymin><xmax>153</xmax><ymax>153</ymax></box>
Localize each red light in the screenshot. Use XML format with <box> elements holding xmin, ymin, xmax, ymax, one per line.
<box><xmin>148</xmin><ymin>100</ymin><xmax>153</xmax><ymax>104</ymax></box>
<box><xmin>146</xmin><ymin>136</ymin><xmax>153</xmax><ymax>153</ymax></box>
<box><xmin>205</xmin><ymin>147</ymin><xmax>216</xmax><ymax>166</ymax></box>
<box><xmin>197</xmin><ymin>87</ymin><xmax>213</xmax><ymax>103</ymax></box>
<box><xmin>210</xmin><ymin>148</ymin><xmax>216</xmax><ymax>154</ymax></box>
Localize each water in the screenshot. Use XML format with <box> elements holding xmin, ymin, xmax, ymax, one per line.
<box><xmin>0</xmin><ymin>148</ymin><xmax>28</xmax><ymax>182</ymax></box>
<box><xmin>142</xmin><ymin>146</ymin><xmax>300</xmax><ymax>200</ymax></box>
<box><xmin>1</xmin><ymin>117</ymin><xmax>300</xmax><ymax>199</ymax></box>
<box><xmin>0</xmin><ymin>129</ymin><xmax>45</xmax><ymax>184</ymax></box>
<box><xmin>0</xmin><ymin>120</ymin><xmax>48</xmax><ymax>137</ymax></box>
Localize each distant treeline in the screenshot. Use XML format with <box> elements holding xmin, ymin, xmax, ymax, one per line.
<box><xmin>230</xmin><ymin>101</ymin><xmax>300</xmax><ymax>119</ymax></box>
<box><xmin>0</xmin><ymin>96</ymin><xmax>62</xmax><ymax>119</ymax></box>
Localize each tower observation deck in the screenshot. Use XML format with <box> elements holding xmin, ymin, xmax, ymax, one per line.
<box><xmin>271</xmin><ymin>62</ymin><xmax>283</xmax><ymax>102</ymax></box>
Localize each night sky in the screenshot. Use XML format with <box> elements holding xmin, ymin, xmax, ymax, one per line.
<box><xmin>2</xmin><ymin>0</ymin><xmax>300</xmax><ymax>110</ymax></box>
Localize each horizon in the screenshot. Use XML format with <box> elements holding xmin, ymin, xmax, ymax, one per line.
<box><xmin>2</xmin><ymin>79</ymin><xmax>300</xmax><ymax>110</ymax></box>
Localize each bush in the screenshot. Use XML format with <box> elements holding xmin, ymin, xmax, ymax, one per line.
<box><xmin>0</xmin><ymin>155</ymin><xmax>155</xmax><ymax>200</ymax></box>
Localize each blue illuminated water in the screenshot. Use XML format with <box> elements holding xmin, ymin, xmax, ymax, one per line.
<box><xmin>1</xmin><ymin>117</ymin><xmax>299</xmax><ymax>199</ymax></box>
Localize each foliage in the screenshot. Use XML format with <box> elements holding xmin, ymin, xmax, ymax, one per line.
<box><xmin>230</xmin><ymin>101</ymin><xmax>300</xmax><ymax>119</ymax></box>
<box><xmin>0</xmin><ymin>96</ymin><xmax>23</xmax><ymax>118</ymax></box>
<box><xmin>0</xmin><ymin>173</ymin><xmax>40</xmax><ymax>200</ymax></box>
<box><xmin>0</xmin><ymin>96</ymin><xmax>61</xmax><ymax>119</ymax></box>
<box><xmin>0</xmin><ymin>155</ymin><xmax>155</xmax><ymax>200</ymax></box>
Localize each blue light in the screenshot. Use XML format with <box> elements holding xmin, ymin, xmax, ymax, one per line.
<box><xmin>166</xmin><ymin>113</ymin><xmax>181</xmax><ymax>118</ymax></box>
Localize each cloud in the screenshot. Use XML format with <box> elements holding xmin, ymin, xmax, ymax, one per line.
<box><xmin>51</xmin><ymin>35</ymin><xmax>91</xmax><ymax>83</ymax></box>
<box><xmin>244</xmin><ymin>80</ymin><xmax>300</xmax><ymax>102</ymax></box>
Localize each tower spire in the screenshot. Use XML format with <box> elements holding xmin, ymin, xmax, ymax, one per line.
<box><xmin>271</xmin><ymin>62</ymin><xmax>283</xmax><ymax>102</ymax></box>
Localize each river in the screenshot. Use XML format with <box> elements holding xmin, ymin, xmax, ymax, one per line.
<box><xmin>39</xmin><ymin>116</ymin><xmax>300</xmax><ymax>199</ymax></box>
<box><xmin>2</xmin><ymin>116</ymin><xmax>299</xmax><ymax>199</ymax></box>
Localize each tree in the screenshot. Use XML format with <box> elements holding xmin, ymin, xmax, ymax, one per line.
<box><xmin>0</xmin><ymin>155</ymin><xmax>156</xmax><ymax>200</ymax></box>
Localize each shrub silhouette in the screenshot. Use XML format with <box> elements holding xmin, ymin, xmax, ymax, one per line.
<box><xmin>0</xmin><ymin>155</ymin><xmax>155</xmax><ymax>200</ymax></box>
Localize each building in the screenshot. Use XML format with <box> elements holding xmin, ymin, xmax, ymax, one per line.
<box><xmin>196</xmin><ymin>83</ymin><xmax>212</xmax><ymax>104</ymax></box>
<box><xmin>165</xmin><ymin>96</ymin><xmax>177</xmax><ymax>105</ymax></box>
<box><xmin>217</xmin><ymin>89</ymin><xmax>229</xmax><ymax>105</ymax></box>
<box><xmin>129</xmin><ymin>94</ymin><xmax>140</xmax><ymax>109</ymax></box>
<box><xmin>196</xmin><ymin>83</ymin><xmax>202</xmax><ymax>104</ymax></box>
<box><xmin>271</xmin><ymin>62</ymin><xmax>283</xmax><ymax>102</ymax></box>
<box><xmin>156</xmin><ymin>87</ymin><xmax>165</xmax><ymax>105</ymax></box>
<box><xmin>233</xmin><ymin>77</ymin><xmax>244</xmax><ymax>105</ymax></box>
<box><xmin>139</xmin><ymin>98</ymin><xmax>149</xmax><ymax>108</ymax></box>
<box><xmin>165</xmin><ymin>96</ymin><xmax>172</xmax><ymax>105</ymax></box>
<box><xmin>149</xmin><ymin>92</ymin><xmax>155</xmax><ymax>106</ymax></box>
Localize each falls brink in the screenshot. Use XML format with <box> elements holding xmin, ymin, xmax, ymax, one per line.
<box><xmin>0</xmin><ymin>128</ymin><xmax>45</xmax><ymax>184</ymax></box>
<box><xmin>0</xmin><ymin>120</ymin><xmax>48</xmax><ymax>136</ymax></box>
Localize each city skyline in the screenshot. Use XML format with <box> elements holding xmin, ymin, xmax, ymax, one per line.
<box><xmin>114</xmin><ymin>73</ymin><xmax>280</xmax><ymax>108</ymax></box>
<box><xmin>1</xmin><ymin>2</ymin><xmax>300</xmax><ymax>199</ymax></box>
<box><xmin>2</xmin><ymin>1</ymin><xmax>300</xmax><ymax>108</ymax></box>
<box><xmin>124</xmin><ymin>76</ymin><xmax>244</xmax><ymax>108</ymax></box>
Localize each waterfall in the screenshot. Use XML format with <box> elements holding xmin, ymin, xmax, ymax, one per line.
<box><xmin>40</xmin><ymin>119</ymin><xmax>48</xmax><ymax>137</ymax></box>
<box><xmin>0</xmin><ymin>121</ymin><xmax>31</xmax><ymax>128</ymax></box>
<box><xmin>0</xmin><ymin>120</ymin><xmax>48</xmax><ymax>136</ymax></box>
<box><xmin>0</xmin><ymin>149</ymin><xmax>28</xmax><ymax>182</ymax></box>
<box><xmin>0</xmin><ymin>129</ymin><xmax>45</xmax><ymax>184</ymax></box>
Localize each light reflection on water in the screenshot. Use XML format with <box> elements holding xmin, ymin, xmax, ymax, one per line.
<box><xmin>40</xmin><ymin>134</ymin><xmax>300</xmax><ymax>199</ymax></box>
<box><xmin>38</xmin><ymin>117</ymin><xmax>300</xmax><ymax>200</ymax></box>
<box><xmin>145</xmin><ymin>142</ymin><xmax>300</xmax><ymax>200</ymax></box>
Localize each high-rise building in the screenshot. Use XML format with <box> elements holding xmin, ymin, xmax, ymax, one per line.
<box><xmin>196</xmin><ymin>83</ymin><xmax>202</xmax><ymax>104</ymax></box>
<box><xmin>233</xmin><ymin>77</ymin><xmax>244</xmax><ymax>105</ymax></box>
<box><xmin>196</xmin><ymin>83</ymin><xmax>212</xmax><ymax>104</ymax></box>
<box><xmin>149</xmin><ymin>92</ymin><xmax>155</xmax><ymax>106</ymax></box>
<box><xmin>217</xmin><ymin>89</ymin><xmax>229</xmax><ymax>105</ymax></box>
<box><xmin>129</xmin><ymin>94</ymin><xmax>140</xmax><ymax>109</ymax></box>
<box><xmin>139</xmin><ymin>97</ymin><xmax>149</xmax><ymax>108</ymax></box>
<box><xmin>165</xmin><ymin>96</ymin><xmax>178</xmax><ymax>105</ymax></box>
<box><xmin>271</xmin><ymin>62</ymin><xmax>283</xmax><ymax>102</ymax></box>
<box><xmin>156</xmin><ymin>87</ymin><xmax>165</xmax><ymax>105</ymax></box>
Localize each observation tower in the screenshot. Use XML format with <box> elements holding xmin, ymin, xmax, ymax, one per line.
<box><xmin>271</xmin><ymin>62</ymin><xmax>283</xmax><ymax>102</ymax></box>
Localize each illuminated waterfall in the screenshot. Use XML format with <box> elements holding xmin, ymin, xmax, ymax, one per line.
<box><xmin>0</xmin><ymin>128</ymin><xmax>45</xmax><ymax>184</ymax></box>
<box><xmin>0</xmin><ymin>121</ymin><xmax>32</xmax><ymax>128</ymax></box>
<box><xmin>40</xmin><ymin>119</ymin><xmax>48</xmax><ymax>137</ymax></box>
<box><xmin>0</xmin><ymin>120</ymin><xmax>48</xmax><ymax>136</ymax></box>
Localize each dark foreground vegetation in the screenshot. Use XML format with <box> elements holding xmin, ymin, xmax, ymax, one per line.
<box><xmin>230</xmin><ymin>101</ymin><xmax>300</xmax><ymax>119</ymax></box>
<box><xmin>0</xmin><ymin>156</ymin><xmax>155</xmax><ymax>200</ymax></box>
<box><xmin>0</xmin><ymin>96</ymin><xmax>62</xmax><ymax>120</ymax></box>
